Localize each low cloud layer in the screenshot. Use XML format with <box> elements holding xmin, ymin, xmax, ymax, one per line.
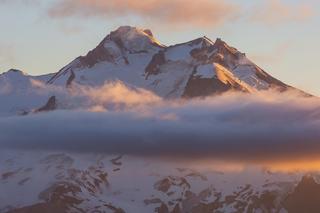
<box><xmin>1</xmin><ymin>81</ymin><xmax>320</xmax><ymax>163</ymax></box>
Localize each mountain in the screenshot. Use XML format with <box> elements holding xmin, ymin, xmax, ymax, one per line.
<box><xmin>0</xmin><ymin>26</ymin><xmax>305</xmax><ymax>115</ymax></box>
<box><xmin>0</xmin><ymin>150</ymin><xmax>317</xmax><ymax>213</ymax></box>
<box><xmin>47</xmin><ymin>26</ymin><xmax>290</xmax><ymax>98</ymax></box>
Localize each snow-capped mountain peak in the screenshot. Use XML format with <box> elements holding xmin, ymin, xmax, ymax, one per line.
<box><xmin>45</xmin><ymin>25</ymin><xmax>303</xmax><ymax>98</ymax></box>
<box><xmin>1</xmin><ymin>26</ymin><xmax>309</xmax><ymax>115</ymax></box>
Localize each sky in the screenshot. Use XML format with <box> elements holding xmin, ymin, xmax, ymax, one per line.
<box><xmin>0</xmin><ymin>0</ymin><xmax>319</xmax><ymax>95</ymax></box>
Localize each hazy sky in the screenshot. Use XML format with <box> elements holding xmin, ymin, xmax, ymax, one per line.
<box><xmin>0</xmin><ymin>0</ymin><xmax>319</xmax><ymax>95</ymax></box>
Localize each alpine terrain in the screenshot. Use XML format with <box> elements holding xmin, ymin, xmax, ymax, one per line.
<box><xmin>0</xmin><ymin>26</ymin><xmax>317</xmax><ymax>213</ymax></box>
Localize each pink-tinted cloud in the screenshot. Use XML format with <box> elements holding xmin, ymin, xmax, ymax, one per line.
<box><xmin>73</xmin><ymin>81</ymin><xmax>162</xmax><ymax>111</ymax></box>
<box><xmin>48</xmin><ymin>0</ymin><xmax>240</xmax><ymax>28</ymax></box>
<box><xmin>47</xmin><ymin>0</ymin><xmax>315</xmax><ymax>29</ymax></box>
<box><xmin>250</xmin><ymin>0</ymin><xmax>314</xmax><ymax>25</ymax></box>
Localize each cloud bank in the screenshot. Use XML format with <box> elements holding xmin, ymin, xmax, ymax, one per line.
<box><xmin>46</xmin><ymin>0</ymin><xmax>314</xmax><ymax>28</ymax></box>
<box><xmin>1</xmin><ymin>0</ymin><xmax>314</xmax><ymax>35</ymax></box>
<box><xmin>1</xmin><ymin>82</ymin><xmax>320</xmax><ymax>163</ymax></box>
<box><xmin>48</xmin><ymin>0</ymin><xmax>240</xmax><ymax>28</ymax></box>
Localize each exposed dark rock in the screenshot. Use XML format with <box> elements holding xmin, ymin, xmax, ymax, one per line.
<box><xmin>47</xmin><ymin>66</ymin><xmax>72</xmax><ymax>84</ymax></box>
<box><xmin>209</xmin><ymin>38</ymin><xmax>242</xmax><ymax>69</ymax></box>
<box><xmin>9</xmin><ymin>69</ymin><xmax>20</xmax><ymax>72</ymax></box>
<box><xmin>191</xmin><ymin>201</ymin><xmax>221</xmax><ymax>213</ymax></box>
<box><xmin>18</xmin><ymin>177</ymin><xmax>31</xmax><ymax>186</ymax></box>
<box><xmin>2</xmin><ymin>171</ymin><xmax>17</xmax><ymax>180</ymax></box>
<box><xmin>36</xmin><ymin>96</ymin><xmax>57</xmax><ymax>112</ymax></box>
<box><xmin>78</xmin><ymin>42</ymin><xmax>115</xmax><ymax>68</ymax></box>
<box><xmin>156</xmin><ymin>203</ymin><xmax>169</xmax><ymax>213</ymax></box>
<box><xmin>154</xmin><ymin>176</ymin><xmax>190</xmax><ymax>194</ymax></box>
<box><xmin>190</xmin><ymin>48</ymin><xmax>209</xmax><ymax>62</ymax></box>
<box><xmin>143</xmin><ymin>29</ymin><xmax>153</xmax><ymax>37</ymax></box>
<box><xmin>246</xmin><ymin>191</ymin><xmax>278</xmax><ymax>213</ymax></box>
<box><xmin>145</xmin><ymin>51</ymin><xmax>166</xmax><ymax>78</ymax></box>
<box><xmin>6</xmin><ymin>203</ymin><xmax>69</xmax><ymax>213</ymax></box>
<box><xmin>144</xmin><ymin>198</ymin><xmax>162</xmax><ymax>205</ymax></box>
<box><xmin>212</xmin><ymin>38</ymin><xmax>239</xmax><ymax>56</ymax></box>
<box><xmin>155</xmin><ymin>178</ymin><xmax>172</xmax><ymax>193</ymax></box>
<box><xmin>284</xmin><ymin>175</ymin><xmax>320</xmax><ymax>213</ymax></box>
<box><xmin>103</xmin><ymin>203</ymin><xmax>126</xmax><ymax>213</ymax></box>
<box><xmin>182</xmin><ymin>75</ymin><xmax>233</xmax><ymax>98</ymax></box>
<box><xmin>66</xmin><ymin>70</ymin><xmax>75</xmax><ymax>87</ymax></box>
<box><xmin>171</xmin><ymin>204</ymin><xmax>182</xmax><ymax>213</ymax></box>
<box><xmin>7</xmin><ymin>182</ymin><xmax>84</xmax><ymax>213</ymax></box>
<box><xmin>110</xmin><ymin>155</ymin><xmax>123</xmax><ymax>166</ymax></box>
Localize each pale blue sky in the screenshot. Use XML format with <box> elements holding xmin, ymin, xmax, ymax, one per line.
<box><xmin>0</xmin><ymin>0</ymin><xmax>319</xmax><ymax>95</ymax></box>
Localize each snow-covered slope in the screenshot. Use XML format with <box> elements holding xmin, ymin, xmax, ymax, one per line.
<box><xmin>0</xmin><ymin>69</ymin><xmax>54</xmax><ymax>116</ymax></box>
<box><xmin>1</xmin><ymin>150</ymin><xmax>317</xmax><ymax>213</ymax></box>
